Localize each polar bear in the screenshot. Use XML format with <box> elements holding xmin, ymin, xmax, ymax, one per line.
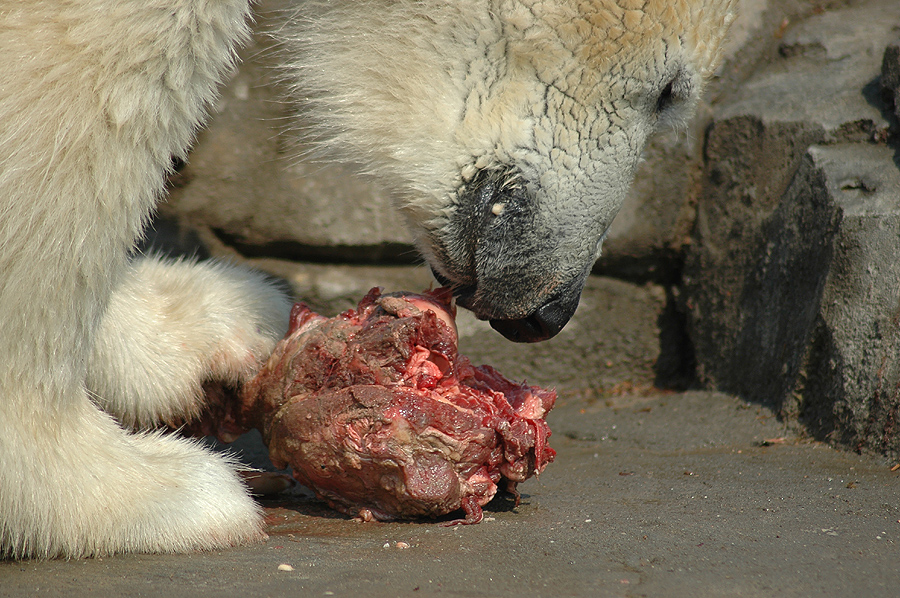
<box><xmin>0</xmin><ymin>0</ymin><xmax>735</xmax><ymax>558</ymax></box>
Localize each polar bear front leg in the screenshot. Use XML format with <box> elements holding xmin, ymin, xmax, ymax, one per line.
<box><xmin>87</xmin><ymin>256</ymin><xmax>292</xmax><ymax>430</ymax></box>
<box><xmin>0</xmin><ymin>0</ymin><xmax>275</xmax><ymax>558</ymax></box>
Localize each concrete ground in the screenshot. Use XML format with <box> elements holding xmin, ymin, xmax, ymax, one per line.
<box><xmin>2</xmin><ymin>391</ymin><xmax>898</xmax><ymax>598</ymax></box>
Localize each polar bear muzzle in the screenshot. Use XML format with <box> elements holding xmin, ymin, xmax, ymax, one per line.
<box><xmin>432</xmin><ymin>166</ymin><xmax>593</xmax><ymax>343</ymax></box>
<box><xmin>432</xmin><ymin>263</ymin><xmax>586</xmax><ymax>343</ymax></box>
<box><xmin>487</xmin><ymin>279</ymin><xmax>585</xmax><ymax>343</ymax></box>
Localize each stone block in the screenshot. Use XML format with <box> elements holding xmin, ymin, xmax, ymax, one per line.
<box><xmin>883</xmin><ymin>41</ymin><xmax>900</xmax><ymax>121</ymax></box>
<box><xmin>685</xmin><ymin>143</ymin><xmax>900</xmax><ymax>456</ymax></box>
<box><xmin>715</xmin><ymin>1</ymin><xmax>898</xmax><ymax>140</ymax></box>
<box><xmin>800</xmin><ymin>145</ymin><xmax>900</xmax><ymax>455</ymax></box>
<box><xmin>682</xmin><ymin>0</ymin><xmax>900</xmax><ymax>455</ymax></box>
<box><xmin>682</xmin><ymin>116</ymin><xmax>827</xmax><ymax>390</ymax></box>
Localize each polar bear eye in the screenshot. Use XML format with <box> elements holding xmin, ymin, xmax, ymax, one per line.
<box><xmin>653</xmin><ymin>66</ymin><xmax>696</xmax><ymax>125</ymax></box>
<box><xmin>656</xmin><ymin>79</ymin><xmax>676</xmax><ymax>114</ymax></box>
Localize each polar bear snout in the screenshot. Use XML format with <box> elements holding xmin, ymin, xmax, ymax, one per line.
<box><xmin>433</xmin><ymin>258</ymin><xmax>589</xmax><ymax>343</ymax></box>
<box><xmin>426</xmin><ymin>166</ymin><xmax>597</xmax><ymax>341</ymax></box>
<box><xmin>488</xmin><ymin>282</ymin><xmax>584</xmax><ymax>343</ymax></box>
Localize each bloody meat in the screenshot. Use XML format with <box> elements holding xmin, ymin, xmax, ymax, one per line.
<box><xmin>231</xmin><ymin>288</ymin><xmax>556</xmax><ymax>524</ymax></box>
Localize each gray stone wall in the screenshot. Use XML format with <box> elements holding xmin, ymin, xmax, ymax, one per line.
<box><xmin>158</xmin><ymin>1</ymin><xmax>412</xmax><ymax>263</ymax></box>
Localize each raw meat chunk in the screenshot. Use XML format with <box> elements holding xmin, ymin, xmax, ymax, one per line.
<box><xmin>236</xmin><ymin>288</ymin><xmax>556</xmax><ymax>524</ymax></box>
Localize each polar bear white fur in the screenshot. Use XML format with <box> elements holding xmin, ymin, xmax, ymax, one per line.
<box><xmin>0</xmin><ymin>0</ymin><xmax>734</xmax><ymax>558</ymax></box>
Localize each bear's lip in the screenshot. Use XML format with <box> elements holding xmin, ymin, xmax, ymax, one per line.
<box><xmin>430</xmin><ymin>267</ymin><xmax>489</xmax><ymax>317</ymax></box>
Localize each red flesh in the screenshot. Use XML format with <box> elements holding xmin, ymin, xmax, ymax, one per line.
<box><xmin>236</xmin><ymin>288</ymin><xmax>556</xmax><ymax>523</ymax></box>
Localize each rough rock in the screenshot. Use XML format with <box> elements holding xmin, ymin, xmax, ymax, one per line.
<box><xmin>884</xmin><ymin>40</ymin><xmax>900</xmax><ymax>121</ymax></box>
<box><xmin>798</xmin><ymin>145</ymin><xmax>900</xmax><ymax>455</ymax></box>
<box><xmin>687</xmin><ymin>143</ymin><xmax>900</xmax><ymax>454</ymax></box>
<box><xmin>682</xmin><ymin>115</ymin><xmax>829</xmax><ymax>391</ymax></box>
<box><xmin>683</xmin><ymin>0</ymin><xmax>900</xmax><ymax>456</ymax></box>
<box><xmin>714</xmin><ymin>1</ymin><xmax>898</xmax><ymax>140</ymax></box>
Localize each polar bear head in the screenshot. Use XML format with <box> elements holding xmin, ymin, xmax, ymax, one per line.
<box><xmin>282</xmin><ymin>0</ymin><xmax>736</xmax><ymax>342</ymax></box>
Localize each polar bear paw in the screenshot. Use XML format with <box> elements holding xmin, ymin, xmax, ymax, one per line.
<box><xmin>0</xmin><ymin>401</ymin><xmax>266</xmax><ymax>558</ymax></box>
<box><xmin>87</xmin><ymin>256</ymin><xmax>292</xmax><ymax>429</ymax></box>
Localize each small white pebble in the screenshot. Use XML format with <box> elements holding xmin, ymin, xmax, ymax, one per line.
<box><xmin>491</xmin><ymin>202</ymin><xmax>505</xmax><ymax>216</ymax></box>
<box><xmin>277</xmin><ymin>563</ymin><xmax>294</xmax><ymax>572</ymax></box>
<box><xmin>483</xmin><ymin>517</ymin><xmax>496</xmax><ymax>522</ymax></box>
<box><xmin>383</xmin><ymin>542</ymin><xmax>390</xmax><ymax>549</ymax></box>
<box><xmin>585</xmin><ymin>519</ymin><xmax>592</xmax><ymax>523</ymax></box>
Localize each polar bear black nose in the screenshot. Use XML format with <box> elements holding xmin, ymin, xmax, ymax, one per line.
<box><xmin>489</xmin><ymin>291</ymin><xmax>579</xmax><ymax>343</ymax></box>
<box><xmin>489</xmin><ymin>314</ymin><xmax>554</xmax><ymax>343</ymax></box>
